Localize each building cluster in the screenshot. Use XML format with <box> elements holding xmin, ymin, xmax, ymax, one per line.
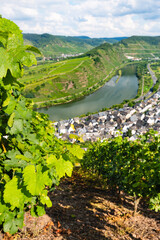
<box><xmin>125</xmin><ymin>55</ymin><xmax>142</xmax><ymax>61</ymax></box>
<box><xmin>60</xmin><ymin>53</ymin><xmax>83</xmax><ymax>58</ymax></box>
<box><xmin>42</xmin><ymin>53</ymin><xmax>83</xmax><ymax>62</ymax></box>
<box><xmin>54</xmin><ymin>91</ymin><xmax>160</xmax><ymax>142</ymax></box>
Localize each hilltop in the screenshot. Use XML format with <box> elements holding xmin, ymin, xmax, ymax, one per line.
<box><xmin>23</xmin><ymin>33</ymin><xmax>127</xmax><ymax>58</ymax></box>
<box><xmin>21</xmin><ymin>35</ymin><xmax>160</xmax><ymax>107</ymax></box>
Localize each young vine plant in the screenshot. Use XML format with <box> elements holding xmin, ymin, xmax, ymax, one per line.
<box><xmin>81</xmin><ymin>130</ymin><xmax>160</xmax><ymax>215</ymax></box>
<box><xmin>0</xmin><ymin>17</ymin><xmax>84</xmax><ymax>234</ymax></box>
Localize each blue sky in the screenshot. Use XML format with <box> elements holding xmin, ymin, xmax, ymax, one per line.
<box><xmin>1</xmin><ymin>0</ymin><xmax>160</xmax><ymax>37</ymax></box>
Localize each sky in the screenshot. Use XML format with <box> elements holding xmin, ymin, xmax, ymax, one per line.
<box><xmin>1</xmin><ymin>0</ymin><xmax>160</xmax><ymax>38</ymax></box>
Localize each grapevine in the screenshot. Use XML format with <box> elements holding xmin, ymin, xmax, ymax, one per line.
<box><xmin>81</xmin><ymin>130</ymin><xmax>160</xmax><ymax>214</ymax></box>
<box><xmin>0</xmin><ymin>17</ymin><xmax>84</xmax><ymax>234</ymax></box>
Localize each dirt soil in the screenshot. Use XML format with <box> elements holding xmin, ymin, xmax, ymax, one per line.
<box><xmin>1</xmin><ymin>171</ymin><xmax>160</xmax><ymax>240</ymax></box>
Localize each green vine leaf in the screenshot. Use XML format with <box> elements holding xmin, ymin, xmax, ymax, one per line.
<box><xmin>0</xmin><ymin>48</ymin><xmax>8</xmax><ymax>78</ymax></box>
<box><xmin>47</xmin><ymin>155</ymin><xmax>73</xmax><ymax>179</ymax></box>
<box><xmin>67</xmin><ymin>144</ymin><xmax>84</xmax><ymax>159</ymax></box>
<box><xmin>2</xmin><ymin>96</ymin><xmax>10</xmax><ymax>107</ymax></box>
<box><xmin>3</xmin><ymin>211</ymin><xmax>24</xmax><ymax>234</ymax></box>
<box><xmin>3</xmin><ymin>176</ymin><xmax>25</xmax><ymax>210</ymax></box>
<box><xmin>40</xmin><ymin>190</ymin><xmax>52</xmax><ymax>208</ymax></box>
<box><xmin>0</xmin><ymin>18</ymin><xmax>23</xmax><ymax>43</ymax></box>
<box><xmin>8</xmin><ymin>112</ymin><xmax>15</xmax><ymax>128</ymax></box>
<box><xmin>10</xmin><ymin>119</ymin><xmax>23</xmax><ymax>134</ymax></box>
<box><xmin>23</xmin><ymin>165</ymin><xmax>52</xmax><ymax>195</ymax></box>
<box><xmin>36</xmin><ymin>205</ymin><xmax>46</xmax><ymax>216</ymax></box>
<box><xmin>24</xmin><ymin>45</ymin><xmax>41</xmax><ymax>55</ymax></box>
<box><xmin>0</xmin><ymin>17</ymin><xmax>76</xmax><ymax>234</ymax></box>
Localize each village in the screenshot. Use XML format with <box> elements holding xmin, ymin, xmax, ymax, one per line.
<box><xmin>54</xmin><ymin>91</ymin><xmax>160</xmax><ymax>142</ymax></box>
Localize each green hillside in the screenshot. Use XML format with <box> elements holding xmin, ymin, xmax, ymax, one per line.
<box><xmin>118</xmin><ymin>36</ymin><xmax>160</xmax><ymax>58</ymax></box>
<box><xmin>21</xmin><ymin>42</ymin><xmax>126</xmax><ymax>107</ymax></box>
<box><xmin>23</xmin><ymin>33</ymin><xmax>126</xmax><ymax>58</ymax></box>
<box><xmin>21</xmin><ymin>35</ymin><xmax>160</xmax><ymax>107</ymax></box>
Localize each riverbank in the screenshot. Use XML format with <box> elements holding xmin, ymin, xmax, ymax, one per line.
<box><xmin>53</xmin><ymin>64</ymin><xmax>160</xmax><ymax>142</ymax></box>
<box><xmin>22</xmin><ymin>41</ymin><xmax>128</xmax><ymax>109</ymax></box>
<box><xmin>34</xmin><ymin>61</ymin><xmax>130</xmax><ymax>109</ymax></box>
<box><xmin>38</xmin><ymin>64</ymin><xmax>138</xmax><ymax>121</ymax></box>
<box><xmin>115</xmin><ymin>69</ymin><xmax>122</xmax><ymax>83</ymax></box>
<box><xmin>54</xmin><ymin>91</ymin><xmax>160</xmax><ymax>142</ymax></box>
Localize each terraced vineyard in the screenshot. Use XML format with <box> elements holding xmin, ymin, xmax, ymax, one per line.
<box><xmin>119</xmin><ymin>36</ymin><xmax>160</xmax><ymax>58</ymax></box>
<box><xmin>21</xmin><ymin>56</ymin><xmax>92</xmax><ymax>104</ymax></box>
<box><xmin>21</xmin><ymin>36</ymin><xmax>160</xmax><ymax>108</ymax></box>
<box><xmin>21</xmin><ymin>43</ymin><xmax>127</xmax><ymax>107</ymax></box>
<box><xmin>150</xmin><ymin>62</ymin><xmax>160</xmax><ymax>92</ymax></box>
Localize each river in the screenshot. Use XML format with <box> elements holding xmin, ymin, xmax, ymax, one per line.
<box><xmin>38</xmin><ymin>64</ymin><xmax>138</xmax><ymax>121</ymax></box>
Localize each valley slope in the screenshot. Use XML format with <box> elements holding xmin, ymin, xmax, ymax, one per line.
<box><xmin>23</xmin><ymin>33</ymin><xmax>126</xmax><ymax>58</ymax></box>
<box><xmin>118</xmin><ymin>36</ymin><xmax>160</xmax><ymax>58</ymax></box>
<box><xmin>21</xmin><ymin>36</ymin><xmax>160</xmax><ymax>108</ymax></box>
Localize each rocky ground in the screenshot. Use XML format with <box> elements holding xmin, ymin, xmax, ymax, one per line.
<box><xmin>1</xmin><ymin>171</ymin><xmax>160</xmax><ymax>240</ymax></box>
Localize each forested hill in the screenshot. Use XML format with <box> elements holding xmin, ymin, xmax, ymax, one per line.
<box><xmin>23</xmin><ymin>33</ymin><xmax>127</xmax><ymax>58</ymax></box>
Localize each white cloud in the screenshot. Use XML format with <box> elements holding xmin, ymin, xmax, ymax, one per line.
<box><xmin>45</xmin><ymin>13</ymin><xmax>63</xmax><ymax>23</ymax></box>
<box><xmin>1</xmin><ymin>0</ymin><xmax>160</xmax><ymax>37</ymax></box>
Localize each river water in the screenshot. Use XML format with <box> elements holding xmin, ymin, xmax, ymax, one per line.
<box><xmin>38</xmin><ymin>64</ymin><xmax>138</xmax><ymax>121</ymax></box>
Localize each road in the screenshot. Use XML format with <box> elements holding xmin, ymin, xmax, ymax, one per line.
<box><xmin>135</xmin><ymin>63</ymin><xmax>158</xmax><ymax>101</ymax></box>
<box><xmin>147</xmin><ymin>63</ymin><xmax>157</xmax><ymax>85</ymax></box>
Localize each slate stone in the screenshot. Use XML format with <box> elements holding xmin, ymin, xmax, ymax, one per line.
<box><xmin>136</xmin><ymin>119</ymin><xmax>144</xmax><ymax>128</ymax></box>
